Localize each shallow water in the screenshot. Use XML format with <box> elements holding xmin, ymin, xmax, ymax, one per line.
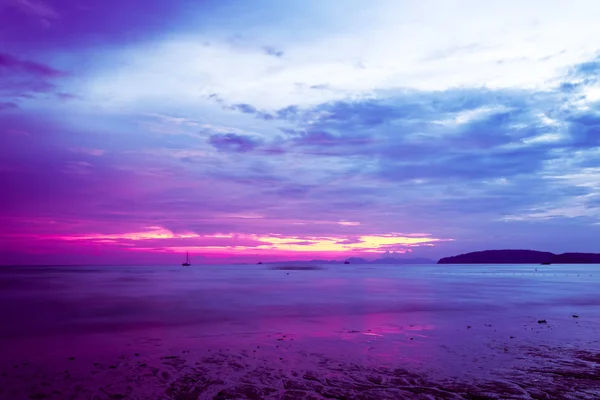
<box><xmin>1</xmin><ymin>263</ymin><xmax>599</xmax><ymax>399</ymax></box>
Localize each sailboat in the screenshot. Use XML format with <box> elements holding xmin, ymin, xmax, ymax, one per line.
<box><xmin>182</xmin><ymin>252</ymin><xmax>191</xmax><ymax>266</ymax></box>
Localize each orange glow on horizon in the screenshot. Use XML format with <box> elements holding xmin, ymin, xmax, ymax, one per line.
<box><xmin>52</xmin><ymin>226</ymin><xmax>453</xmax><ymax>254</ymax></box>
<box><xmin>59</xmin><ymin>226</ymin><xmax>200</xmax><ymax>241</ymax></box>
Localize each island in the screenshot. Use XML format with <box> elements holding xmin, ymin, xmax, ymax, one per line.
<box><xmin>438</xmin><ymin>249</ymin><xmax>600</xmax><ymax>264</ymax></box>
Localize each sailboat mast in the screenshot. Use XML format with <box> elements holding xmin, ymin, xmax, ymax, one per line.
<box><xmin>182</xmin><ymin>251</ymin><xmax>191</xmax><ymax>266</ymax></box>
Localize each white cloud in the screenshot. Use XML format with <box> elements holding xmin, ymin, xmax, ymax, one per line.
<box><xmin>521</xmin><ymin>133</ymin><xmax>564</xmax><ymax>145</ymax></box>
<box><xmin>552</xmin><ymin>168</ymin><xmax>600</xmax><ymax>190</ymax></box>
<box><xmin>583</xmin><ymin>86</ymin><xmax>600</xmax><ymax>102</ymax></box>
<box><xmin>435</xmin><ymin>106</ymin><xmax>513</xmax><ymax>126</ymax></box>
<box><xmin>503</xmin><ymin>167</ymin><xmax>600</xmax><ymax>221</ymax></box>
<box><xmin>503</xmin><ymin>200</ymin><xmax>600</xmax><ymax>221</ymax></box>
<box><xmin>81</xmin><ymin>0</ymin><xmax>600</xmax><ymax>110</ymax></box>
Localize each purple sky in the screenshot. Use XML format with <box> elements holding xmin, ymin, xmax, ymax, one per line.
<box><xmin>1</xmin><ymin>0</ymin><xmax>600</xmax><ymax>265</ymax></box>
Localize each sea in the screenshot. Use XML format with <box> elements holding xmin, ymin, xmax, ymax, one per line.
<box><xmin>0</xmin><ymin>263</ymin><xmax>599</xmax><ymax>399</ymax></box>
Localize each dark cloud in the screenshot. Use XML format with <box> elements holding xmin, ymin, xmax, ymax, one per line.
<box><xmin>310</xmin><ymin>99</ymin><xmax>405</xmax><ymax>128</ymax></box>
<box><xmin>276</xmin><ymin>105</ymin><xmax>300</xmax><ymax>119</ymax></box>
<box><xmin>229</xmin><ymin>103</ymin><xmax>275</xmax><ymax>120</ymax></box>
<box><xmin>560</xmin><ymin>56</ymin><xmax>600</xmax><ymax>90</ymax></box>
<box><xmin>0</xmin><ymin>53</ymin><xmax>67</xmax><ymax>102</ymax></box>
<box><xmin>208</xmin><ymin>133</ymin><xmax>262</xmax><ymax>153</ymax></box>
<box><xmin>558</xmin><ymin>80</ymin><xmax>595</xmax><ymax>93</ymax></box>
<box><xmin>574</xmin><ymin>58</ymin><xmax>600</xmax><ymax>76</ymax></box>
<box><xmin>377</xmin><ymin>146</ymin><xmax>550</xmax><ymax>182</ymax></box>
<box><xmin>567</xmin><ymin>124</ymin><xmax>600</xmax><ymax>147</ymax></box>
<box><xmin>0</xmin><ymin>53</ymin><xmax>65</xmax><ymax>77</ymax></box>
<box><xmin>207</xmin><ymin>93</ymin><xmax>224</xmax><ymax>104</ymax></box>
<box><xmin>210</xmin><ymin>61</ymin><xmax>594</xmax><ymax>242</ymax></box>
<box><xmin>296</xmin><ymin>130</ymin><xmax>339</xmax><ymax>145</ymax></box>
<box><xmin>56</xmin><ymin>92</ymin><xmax>79</xmax><ymax>101</ymax></box>
<box><xmin>0</xmin><ymin>79</ymin><xmax>57</xmax><ymax>97</ymax></box>
<box><xmin>263</xmin><ymin>46</ymin><xmax>284</xmax><ymax>58</ymax></box>
<box><xmin>231</xmin><ymin>103</ymin><xmax>257</xmax><ymax>114</ymax></box>
<box><xmin>0</xmin><ymin>101</ymin><xmax>18</xmax><ymax>111</ymax></box>
<box><xmin>291</xmin><ymin>129</ymin><xmax>375</xmax><ymax>148</ymax></box>
<box><xmin>269</xmin><ymin>184</ymin><xmax>314</xmax><ymax>199</ymax></box>
<box><xmin>561</xmin><ymin>105</ymin><xmax>600</xmax><ymax>147</ymax></box>
<box><xmin>202</xmin><ymin>56</ymin><xmax>600</xmax><ymax>245</ymax></box>
<box><xmin>567</xmin><ymin>112</ymin><xmax>600</xmax><ymax>127</ymax></box>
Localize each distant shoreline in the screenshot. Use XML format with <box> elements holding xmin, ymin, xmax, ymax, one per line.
<box><xmin>438</xmin><ymin>249</ymin><xmax>600</xmax><ymax>264</ymax></box>
<box><xmin>2</xmin><ymin>249</ymin><xmax>600</xmax><ymax>267</ymax></box>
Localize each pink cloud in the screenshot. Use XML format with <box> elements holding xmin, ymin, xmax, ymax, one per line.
<box><xmin>69</xmin><ymin>148</ymin><xmax>105</xmax><ymax>156</ymax></box>
<box><xmin>0</xmin><ymin>223</ymin><xmax>451</xmax><ymax>264</ymax></box>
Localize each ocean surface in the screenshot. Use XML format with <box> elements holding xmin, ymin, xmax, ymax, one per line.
<box><xmin>1</xmin><ymin>263</ymin><xmax>599</xmax><ymax>399</ymax></box>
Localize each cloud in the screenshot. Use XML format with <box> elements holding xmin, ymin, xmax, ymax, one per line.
<box><xmin>0</xmin><ymin>53</ymin><xmax>67</xmax><ymax>103</ymax></box>
<box><xmin>56</xmin><ymin>92</ymin><xmax>79</xmax><ymax>101</ymax></box>
<box><xmin>4</xmin><ymin>0</ymin><xmax>59</xmax><ymax>26</ymax></box>
<box><xmin>4</xmin><ymin>1</ymin><xmax>600</xmax><ymax>263</ymax></box>
<box><xmin>69</xmin><ymin>148</ymin><xmax>105</xmax><ymax>156</ymax></box>
<box><xmin>228</xmin><ymin>103</ymin><xmax>275</xmax><ymax>120</ymax></box>
<box><xmin>0</xmin><ymin>52</ymin><xmax>65</xmax><ymax>77</ymax></box>
<box><xmin>81</xmin><ymin>1</ymin><xmax>600</xmax><ymax>110</ymax></box>
<box><xmin>0</xmin><ymin>0</ymin><xmax>187</xmax><ymax>53</ymax></box>
<box><xmin>208</xmin><ymin>133</ymin><xmax>263</xmax><ymax>153</ymax></box>
<box><xmin>0</xmin><ymin>101</ymin><xmax>18</xmax><ymax>111</ymax></box>
<box><xmin>292</xmin><ymin>129</ymin><xmax>374</xmax><ymax>148</ymax></box>
<box><xmin>230</xmin><ymin>103</ymin><xmax>257</xmax><ymax>114</ymax></box>
<box><xmin>573</xmin><ymin>57</ymin><xmax>600</xmax><ymax>77</ymax></box>
<box><xmin>263</xmin><ymin>46</ymin><xmax>284</xmax><ymax>58</ymax></box>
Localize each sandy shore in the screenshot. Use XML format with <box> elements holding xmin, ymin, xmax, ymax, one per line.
<box><xmin>1</xmin><ymin>323</ymin><xmax>599</xmax><ymax>399</ymax></box>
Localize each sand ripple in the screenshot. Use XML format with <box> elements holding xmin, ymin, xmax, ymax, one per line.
<box><xmin>1</xmin><ymin>346</ymin><xmax>599</xmax><ymax>399</ymax></box>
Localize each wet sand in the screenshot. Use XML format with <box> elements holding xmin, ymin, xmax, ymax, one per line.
<box><xmin>1</xmin><ymin>328</ymin><xmax>599</xmax><ymax>399</ymax></box>
<box><xmin>0</xmin><ymin>264</ymin><xmax>599</xmax><ymax>399</ymax></box>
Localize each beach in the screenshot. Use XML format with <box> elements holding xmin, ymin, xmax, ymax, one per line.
<box><xmin>1</xmin><ymin>264</ymin><xmax>599</xmax><ymax>399</ymax></box>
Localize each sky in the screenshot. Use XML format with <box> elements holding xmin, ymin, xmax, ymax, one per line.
<box><xmin>1</xmin><ymin>0</ymin><xmax>600</xmax><ymax>265</ymax></box>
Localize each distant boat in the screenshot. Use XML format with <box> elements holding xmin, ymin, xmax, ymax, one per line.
<box><xmin>540</xmin><ymin>262</ymin><xmax>551</xmax><ymax>265</ymax></box>
<box><xmin>182</xmin><ymin>252</ymin><xmax>191</xmax><ymax>266</ymax></box>
<box><xmin>344</xmin><ymin>261</ymin><xmax>350</xmax><ymax>264</ymax></box>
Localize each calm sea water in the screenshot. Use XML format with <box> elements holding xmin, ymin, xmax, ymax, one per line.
<box><xmin>1</xmin><ymin>263</ymin><xmax>599</xmax><ymax>336</ymax></box>
<box><xmin>1</xmin><ymin>263</ymin><xmax>600</xmax><ymax>399</ymax></box>
<box><xmin>1</xmin><ymin>263</ymin><xmax>599</xmax><ymax>374</ymax></box>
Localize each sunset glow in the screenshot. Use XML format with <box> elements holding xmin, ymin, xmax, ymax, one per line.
<box><xmin>2</xmin><ymin>0</ymin><xmax>600</xmax><ymax>265</ymax></box>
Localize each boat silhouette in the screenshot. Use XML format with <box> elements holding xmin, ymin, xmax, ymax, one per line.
<box><xmin>182</xmin><ymin>252</ymin><xmax>191</xmax><ymax>266</ymax></box>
